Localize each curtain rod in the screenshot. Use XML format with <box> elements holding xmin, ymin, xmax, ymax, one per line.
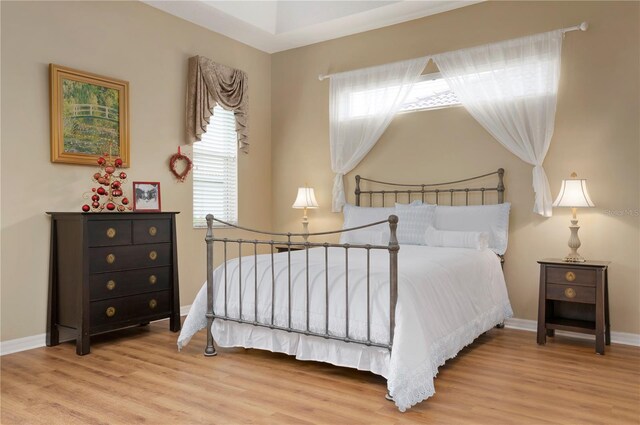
<box><xmin>318</xmin><ymin>21</ymin><xmax>588</xmax><ymax>81</ymax></box>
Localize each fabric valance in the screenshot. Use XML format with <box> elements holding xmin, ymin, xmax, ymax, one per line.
<box><xmin>186</xmin><ymin>56</ymin><xmax>249</xmax><ymax>153</ymax></box>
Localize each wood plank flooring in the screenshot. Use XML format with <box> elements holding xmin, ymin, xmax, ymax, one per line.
<box><xmin>1</xmin><ymin>322</ymin><xmax>639</xmax><ymax>424</ymax></box>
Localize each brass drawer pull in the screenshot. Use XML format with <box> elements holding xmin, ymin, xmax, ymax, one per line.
<box><xmin>149</xmin><ymin>275</ymin><xmax>157</xmax><ymax>285</ymax></box>
<box><xmin>564</xmin><ymin>287</ymin><xmax>577</xmax><ymax>299</ymax></box>
<box><xmin>148</xmin><ymin>226</ymin><xmax>157</xmax><ymax>236</ymax></box>
<box><xmin>106</xmin><ymin>227</ymin><xmax>117</xmax><ymax>238</ymax></box>
<box><xmin>106</xmin><ymin>306</ymin><xmax>116</xmax><ymax>317</ymax></box>
<box><xmin>565</xmin><ymin>271</ymin><xmax>576</xmax><ymax>282</ymax></box>
<box><xmin>106</xmin><ymin>280</ymin><xmax>116</xmax><ymax>291</ymax></box>
<box><xmin>106</xmin><ymin>253</ymin><xmax>116</xmax><ymax>264</ymax></box>
<box><xmin>149</xmin><ymin>299</ymin><xmax>157</xmax><ymax>309</ymax></box>
<box><xmin>149</xmin><ymin>251</ymin><xmax>158</xmax><ymax>261</ymax></box>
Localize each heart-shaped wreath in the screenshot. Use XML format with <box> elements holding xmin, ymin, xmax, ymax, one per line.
<box><xmin>169</xmin><ymin>147</ymin><xmax>193</xmax><ymax>182</ymax></box>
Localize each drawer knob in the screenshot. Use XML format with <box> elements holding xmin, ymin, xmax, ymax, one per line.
<box><xmin>149</xmin><ymin>275</ymin><xmax>157</xmax><ymax>285</ymax></box>
<box><xmin>106</xmin><ymin>306</ymin><xmax>116</xmax><ymax>317</ymax></box>
<box><xmin>106</xmin><ymin>280</ymin><xmax>116</xmax><ymax>291</ymax></box>
<box><xmin>106</xmin><ymin>227</ymin><xmax>117</xmax><ymax>238</ymax></box>
<box><xmin>564</xmin><ymin>287</ymin><xmax>577</xmax><ymax>299</ymax></box>
<box><xmin>148</xmin><ymin>226</ymin><xmax>157</xmax><ymax>236</ymax></box>
<box><xmin>149</xmin><ymin>299</ymin><xmax>157</xmax><ymax>309</ymax></box>
<box><xmin>106</xmin><ymin>253</ymin><xmax>116</xmax><ymax>264</ymax></box>
<box><xmin>565</xmin><ymin>271</ymin><xmax>576</xmax><ymax>282</ymax></box>
<box><xmin>149</xmin><ymin>250</ymin><xmax>158</xmax><ymax>261</ymax></box>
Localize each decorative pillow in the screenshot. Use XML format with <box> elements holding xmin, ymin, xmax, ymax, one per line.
<box><xmin>394</xmin><ymin>203</ymin><xmax>436</xmax><ymax>245</ymax></box>
<box><xmin>425</xmin><ymin>226</ymin><xmax>489</xmax><ymax>250</ymax></box>
<box><xmin>434</xmin><ymin>203</ymin><xmax>511</xmax><ymax>255</ymax></box>
<box><xmin>340</xmin><ymin>204</ymin><xmax>395</xmax><ymax>244</ymax></box>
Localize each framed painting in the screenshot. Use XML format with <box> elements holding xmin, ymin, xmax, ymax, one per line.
<box><xmin>50</xmin><ymin>64</ymin><xmax>130</xmax><ymax>167</ymax></box>
<box><xmin>133</xmin><ymin>181</ymin><xmax>161</xmax><ymax>212</ymax></box>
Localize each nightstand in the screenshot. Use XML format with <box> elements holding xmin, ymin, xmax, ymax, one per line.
<box><xmin>275</xmin><ymin>246</ymin><xmax>304</xmax><ymax>253</ymax></box>
<box><xmin>537</xmin><ymin>259</ymin><xmax>610</xmax><ymax>354</ymax></box>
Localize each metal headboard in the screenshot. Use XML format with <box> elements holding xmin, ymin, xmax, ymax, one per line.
<box><xmin>355</xmin><ymin>168</ymin><xmax>505</xmax><ymax>207</ymax></box>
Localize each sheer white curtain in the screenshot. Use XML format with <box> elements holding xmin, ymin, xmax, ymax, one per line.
<box><xmin>434</xmin><ymin>30</ymin><xmax>563</xmax><ymax>217</ymax></box>
<box><xmin>330</xmin><ymin>57</ymin><xmax>428</xmax><ymax>212</ymax></box>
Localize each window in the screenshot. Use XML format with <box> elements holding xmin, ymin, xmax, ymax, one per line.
<box><xmin>398</xmin><ymin>73</ymin><xmax>460</xmax><ymax>112</ymax></box>
<box><xmin>344</xmin><ymin>72</ymin><xmax>461</xmax><ymax>120</ymax></box>
<box><xmin>193</xmin><ymin>105</ymin><xmax>238</xmax><ymax>228</ymax></box>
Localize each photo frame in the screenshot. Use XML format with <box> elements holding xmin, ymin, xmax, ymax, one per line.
<box><xmin>133</xmin><ymin>182</ymin><xmax>161</xmax><ymax>212</ymax></box>
<box><xmin>50</xmin><ymin>64</ymin><xmax>130</xmax><ymax>166</ymax></box>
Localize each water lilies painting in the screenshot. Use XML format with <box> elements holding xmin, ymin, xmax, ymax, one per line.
<box><xmin>50</xmin><ymin>64</ymin><xmax>129</xmax><ymax>166</ymax></box>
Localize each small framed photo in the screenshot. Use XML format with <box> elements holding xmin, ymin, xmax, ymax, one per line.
<box><xmin>132</xmin><ymin>182</ymin><xmax>161</xmax><ymax>212</ymax></box>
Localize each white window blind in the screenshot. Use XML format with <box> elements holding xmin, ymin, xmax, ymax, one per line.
<box><xmin>193</xmin><ymin>105</ymin><xmax>238</xmax><ymax>228</ymax></box>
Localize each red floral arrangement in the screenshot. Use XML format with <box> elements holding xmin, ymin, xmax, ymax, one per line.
<box><xmin>82</xmin><ymin>153</ymin><xmax>133</xmax><ymax>212</ymax></box>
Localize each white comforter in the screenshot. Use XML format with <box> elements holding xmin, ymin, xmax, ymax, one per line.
<box><xmin>178</xmin><ymin>245</ymin><xmax>512</xmax><ymax>411</ymax></box>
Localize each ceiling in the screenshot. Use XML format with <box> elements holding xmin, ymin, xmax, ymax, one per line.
<box><xmin>144</xmin><ymin>1</ymin><xmax>481</xmax><ymax>53</ymax></box>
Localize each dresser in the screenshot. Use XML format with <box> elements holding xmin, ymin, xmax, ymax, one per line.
<box><xmin>537</xmin><ymin>259</ymin><xmax>610</xmax><ymax>354</ymax></box>
<box><xmin>47</xmin><ymin>212</ymin><xmax>181</xmax><ymax>355</ymax></box>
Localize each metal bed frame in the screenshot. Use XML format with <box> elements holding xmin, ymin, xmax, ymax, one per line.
<box><xmin>203</xmin><ymin>168</ymin><xmax>505</xmax><ymax>357</ymax></box>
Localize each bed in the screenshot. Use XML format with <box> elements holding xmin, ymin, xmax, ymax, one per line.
<box><xmin>178</xmin><ymin>169</ymin><xmax>513</xmax><ymax>411</ymax></box>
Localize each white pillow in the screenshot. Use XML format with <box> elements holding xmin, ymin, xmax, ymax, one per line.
<box><xmin>340</xmin><ymin>204</ymin><xmax>395</xmax><ymax>244</ymax></box>
<box><xmin>434</xmin><ymin>203</ymin><xmax>510</xmax><ymax>255</ymax></box>
<box><xmin>394</xmin><ymin>203</ymin><xmax>436</xmax><ymax>245</ymax></box>
<box><xmin>343</xmin><ymin>229</ymin><xmax>389</xmax><ymax>245</ymax></box>
<box><xmin>395</xmin><ymin>200</ymin><xmax>423</xmax><ymax>206</ymax></box>
<box><xmin>425</xmin><ymin>226</ymin><xmax>489</xmax><ymax>250</ymax></box>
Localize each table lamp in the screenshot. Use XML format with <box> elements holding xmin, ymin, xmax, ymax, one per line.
<box><xmin>292</xmin><ymin>187</ymin><xmax>319</xmax><ymax>241</ymax></box>
<box><xmin>552</xmin><ymin>172</ymin><xmax>595</xmax><ymax>262</ymax></box>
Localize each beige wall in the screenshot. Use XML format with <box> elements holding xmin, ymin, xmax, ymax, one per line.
<box><xmin>0</xmin><ymin>1</ymin><xmax>272</xmax><ymax>341</ymax></box>
<box><xmin>1</xmin><ymin>1</ymin><xmax>638</xmax><ymax>343</ymax></box>
<box><xmin>271</xmin><ymin>2</ymin><xmax>640</xmax><ymax>333</ymax></box>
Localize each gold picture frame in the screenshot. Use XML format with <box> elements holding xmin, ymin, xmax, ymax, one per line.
<box><xmin>50</xmin><ymin>64</ymin><xmax>130</xmax><ymax>167</ymax></box>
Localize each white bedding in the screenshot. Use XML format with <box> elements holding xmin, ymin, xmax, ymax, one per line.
<box><xmin>178</xmin><ymin>245</ymin><xmax>512</xmax><ymax>411</ymax></box>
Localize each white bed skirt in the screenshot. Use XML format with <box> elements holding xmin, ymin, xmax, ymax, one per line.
<box><xmin>178</xmin><ymin>246</ymin><xmax>513</xmax><ymax>411</ymax></box>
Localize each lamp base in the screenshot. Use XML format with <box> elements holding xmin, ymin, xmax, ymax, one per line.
<box><xmin>301</xmin><ymin>216</ymin><xmax>309</xmax><ymax>242</ymax></box>
<box><xmin>563</xmin><ymin>219</ymin><xmax>586</xmax><ymax>263</ymax></box>
<box><xmin>563</xmin><ymin>253</ymin><xmax>586</xmax><ymax>263</ymax></box>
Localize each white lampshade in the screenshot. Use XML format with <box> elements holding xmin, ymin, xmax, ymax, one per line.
<box><xmin>292</xmin><ymin>187</ymin><xmax>319</xmax><ymax>209</ymax></box>
<box><xmin>552</xmin><ymin>174</ymin><xmax>595</xmax><ymax>208</ymax></box>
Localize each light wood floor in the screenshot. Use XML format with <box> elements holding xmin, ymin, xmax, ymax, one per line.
<box><xmin>1</xmin><ymin>322</ymin><xmax>639</xmax><ymax>425</ymax></box>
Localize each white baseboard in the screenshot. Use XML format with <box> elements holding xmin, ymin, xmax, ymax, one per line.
<box><xmin>0</xmin><ymin>333</ymin><xmax>47</xmax><ymax>356</ymax></box>
<box><xmin>504</xmin><ymin>318</ymin><xmax>640</xmax><ymax>347</ymax></box>
<box><xmin>2</xmin><ymin>313</ymin><xmax>637</xmax><ymax>356</ymax></box>
<box><xmin>1</xmin><ymin>304</ymin><xmax>194</xmax><ymax>356</ymax></box>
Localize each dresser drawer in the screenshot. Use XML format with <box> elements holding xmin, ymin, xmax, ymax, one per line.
<box><xmin>133</xmin><ymin>219</ymin><xmax>171</xmax><ymax>244</ymax></box>
<box><xmin>547</xmin><ymin>283</ymin><xmax>596</xmax><ymax>303</ymax></box>
<box><xmin>546</xmin><ymin>267</ymin><xmax>596</xmax><ymax>287</ymax></box>
<box><xmin>89</xmin><ymin>266</ymin><xmax>171</xmax><ymax>301</ymax></box>
<box><xmin>89</xmin><ymin>243</ymin><xmax>171</xmax><ymax>273</ymax></box>
<box><xmin>88</xmin><ymin>220</ymin><xmax>132</xmax><ymax>247</ymax></box>
<box><xmin>90</xmin><ymin>291</ymin><xmax>170</xmax><ymax>327</ymax></box>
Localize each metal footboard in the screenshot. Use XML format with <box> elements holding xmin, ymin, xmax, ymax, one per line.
<box><xmin>204</xmin><ymin>215</ymin><xmax>400</xmax><ymax>357</ymax></box>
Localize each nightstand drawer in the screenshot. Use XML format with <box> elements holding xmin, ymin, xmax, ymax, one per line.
<box><xmin>88</xmin><ymin>220</ymin><xmax>132</xmax><ymax>247</ymax></box>
<box><xmin>89</xmin><ymin>266</ymin><xmax>171</xmax><ymax>301</ymax></box>
<box><xmin>546</xmin><ymin>283</ymin><xmax>595</xmax><ymax>303</ymax></box>
<box><xmin>133</xmin><ymin>219</ymin><xmax>171</xmax><ymax>244</ymax></box>
<box><xmin>546</xmin><ymin>267</ymin><xmax>596</xmax><ymax>287</ymax></box>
